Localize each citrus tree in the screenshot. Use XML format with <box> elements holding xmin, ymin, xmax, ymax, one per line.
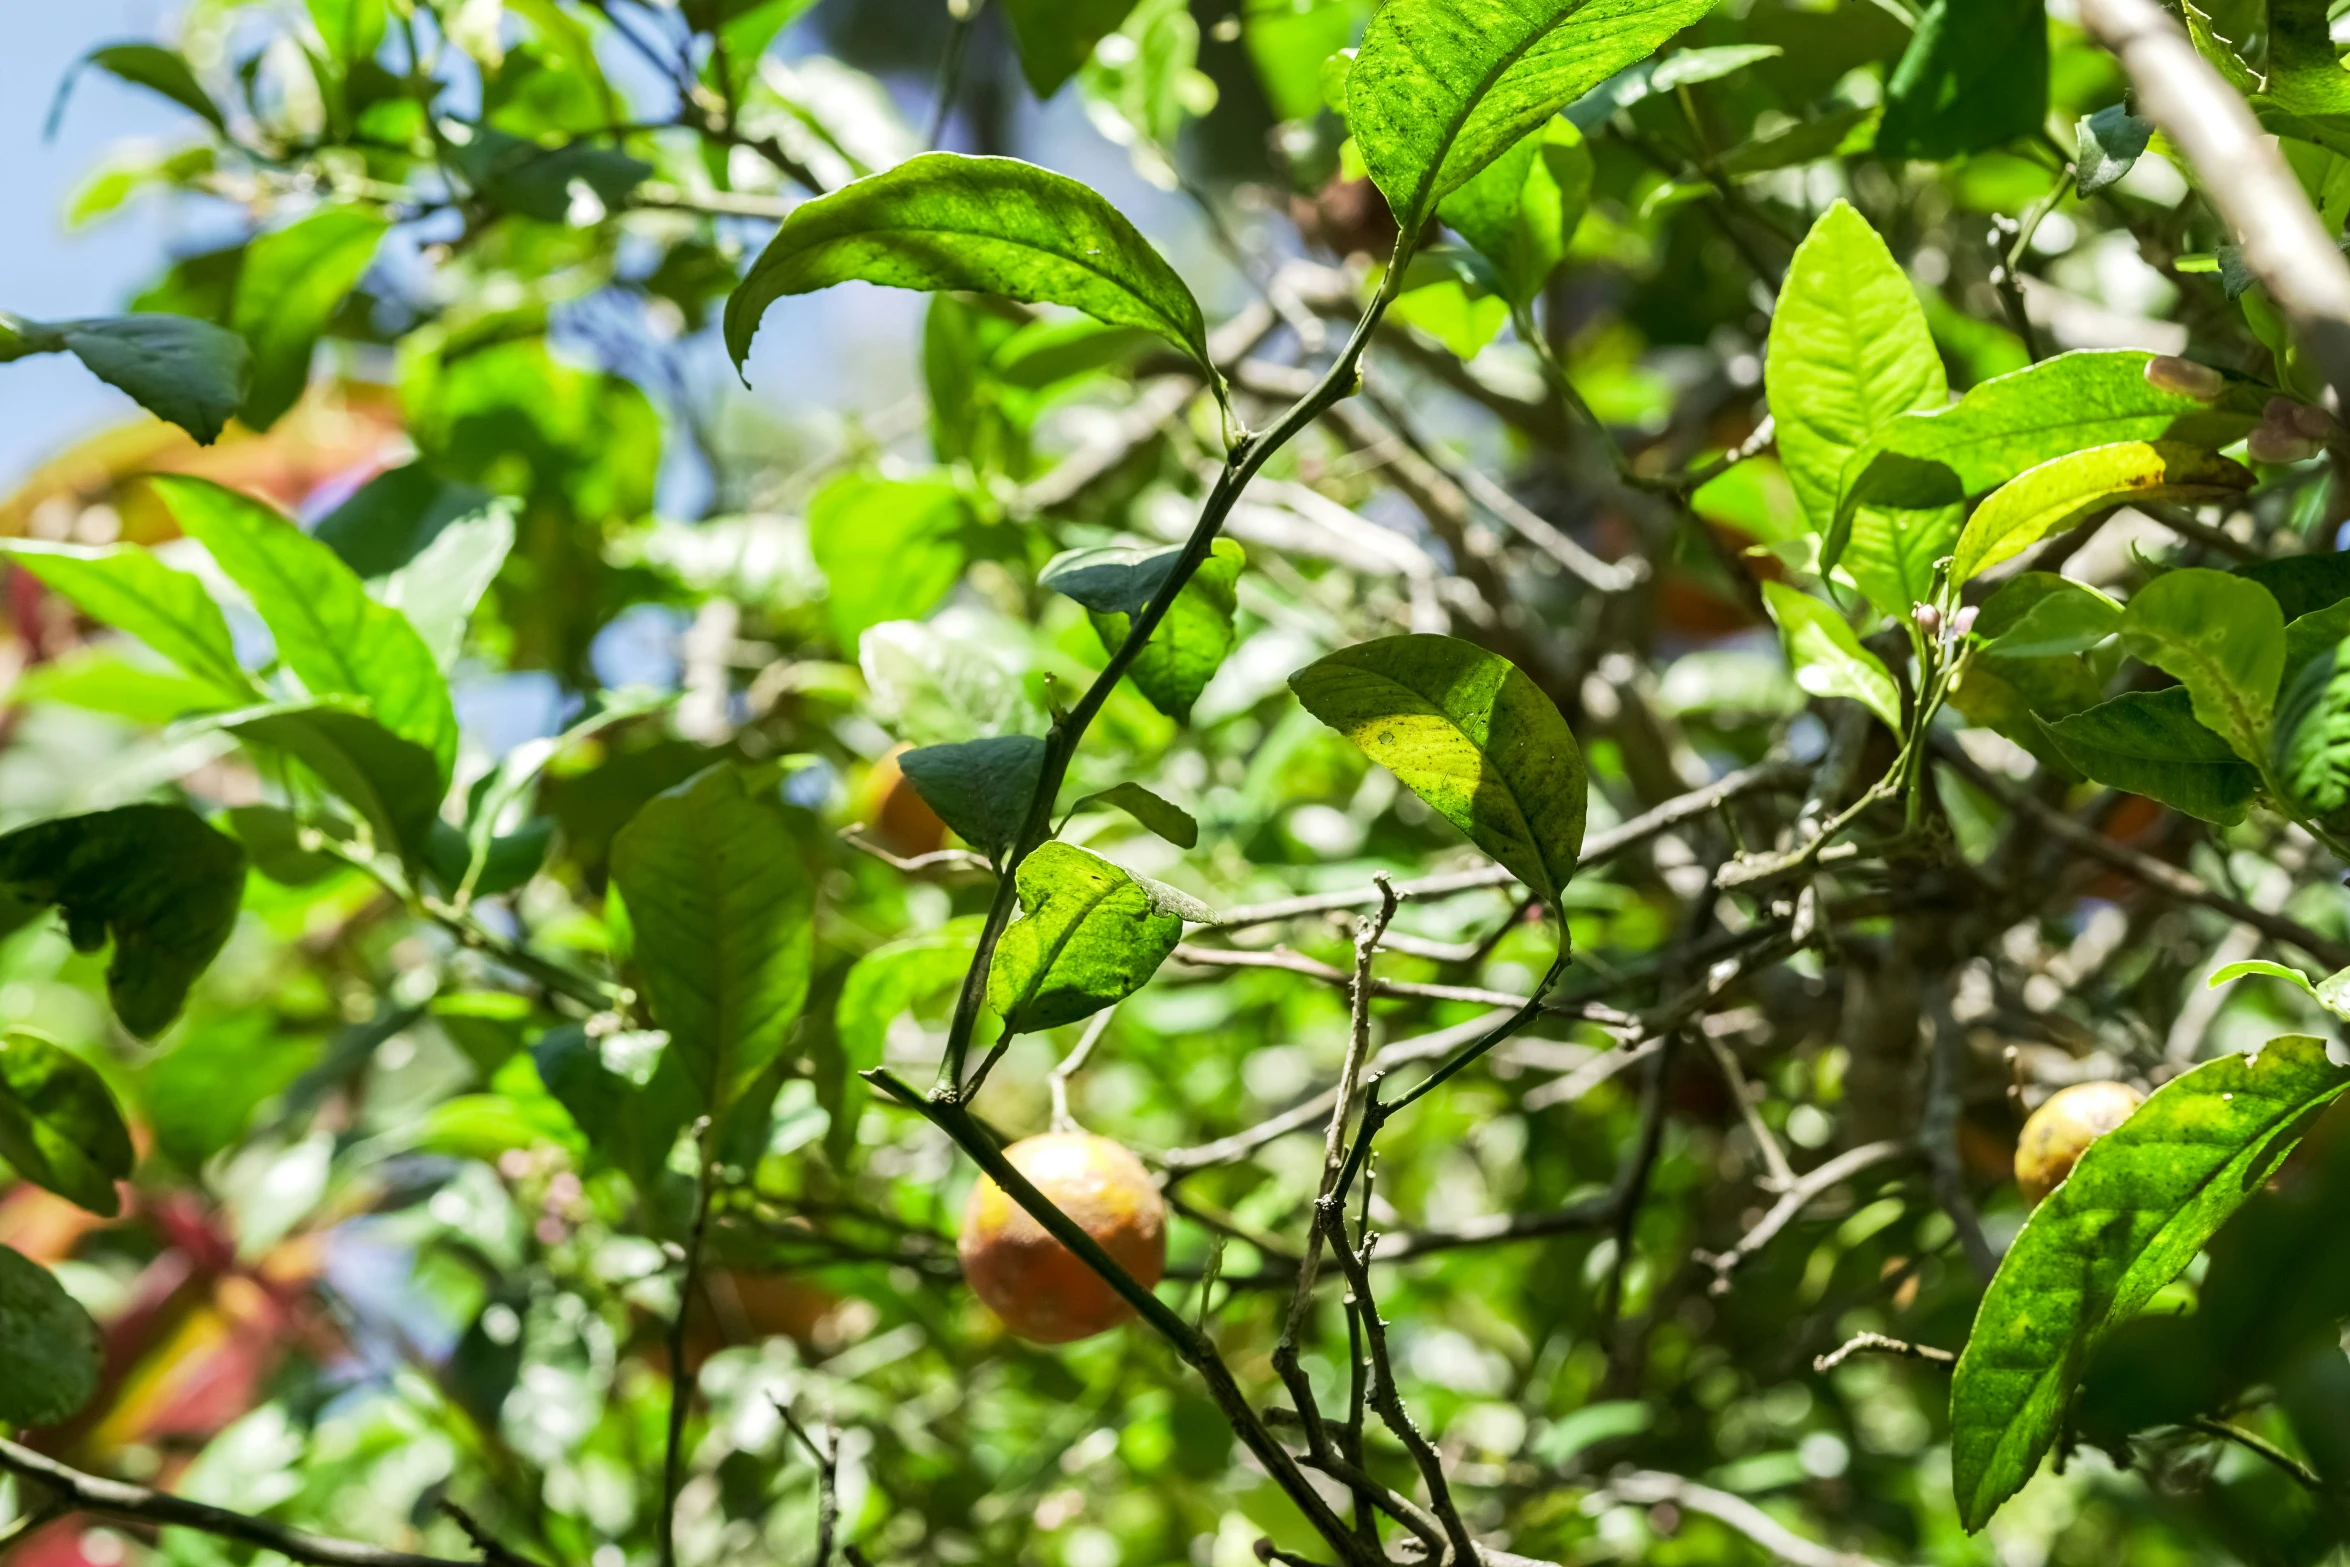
<box><xmin>8</xmin><ymin>0</ymin><xmax>2350</xmax><ymax>1565</ymax></box>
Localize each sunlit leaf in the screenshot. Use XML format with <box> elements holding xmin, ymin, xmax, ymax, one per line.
<box><xmin>2118</xmin><ymin>567</ymin><xmax>2285</xmax><ymax>766</ymax></box>
<box><xmin>1950</xmin><ymin>1035</ymin><xmax>2350</xmax><ymax>1530</ymax></box>
<box><xmin>610</xmin><ymin>765</ymin><xmax>816</xmax><ymax>1119</ymax></box>
<box><xmin>1951</xmin><ymin>443</ymin><xmax>2253</xmax><ymax>584</ymax></box>
<box><xmin>988</xmin><ymin>842</ymin><xmax>1195</xmax><ymax>1034</ymax></box>
<box><xmin>726</xmin><ymin>153</ymin><xmax>1215</xmax><ymax>387</ymax></box>
<box><xmin>1761</xmin><ymin>581</ymin><xmax>1902</xmax><ymax>734</ymax></box>
<box><xmin>1290</xmin><ymin>632</ymin><xmax>1587</xmax><ymax>903</ymax></box>
<box><xmin>1346</xmin><ymin>0</ymin><xmax>1721</xmax><ymax>236</ymax></box>
<box><xmin>155</xmin><ymin>476</ymin><xmax>459</xmax><ymax>779</ymax></box>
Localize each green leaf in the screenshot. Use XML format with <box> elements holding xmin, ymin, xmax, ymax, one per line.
<box><xmin>0</xmin><ymin>1029</ymin><xmax>134</xmax><ymax>1217</ymax></box>
<box><xmin>1766</xmin><ymin>200</ymin><xmax>1948</xmax><ymax>536</ymax></box>
<box><xmin>1716</xmin><ymin>105</ymin><xmax>1880</xmax><ymax>176</ymax></box>
<box><xmin>60</xmin><ymin>315</ymin><xmax>251</xmax><ymax>445</ymax></box>
<box><xmin>1976</xmin><ymin>574</ymin><xmax>2121</xmax><ymax>659</ymax></box>
<box><xmin>0</xmin><ymin>1246</ymin><xmax>101</xmax><ymax>1428</ymax></box>
<box><xmin>2118</xmin><ymin>567</ymin><xmax>2285</xmax><ymax>766</ymax></box>
<box><xmin>726</xmin><ymin>153</ymin><xmax>1215</xmax><ymax>389</ymax></box>
<box><xmin>447</xmin><ymin>128</ymin><xmax>653</xmax><ymax>224</ymax></box>
<box><xmin>2076</xmin><ymin>104</ymin><xmax>2152</xmax><ymax>197</ymax></box>
<box><xmin>2274</xmin><ymin>634</ymin><xmax>2350</xmax><ymax>818</ymax></box>
<box><xmin>377</xmin><ymin>500</ymin><xmax>517</xmax><ymax>670</ymax></box>
<box><xmin>532</xmin><ymin>1023</ymin><xmax>695</xmax><ymax>1194</ymax></box>
<box><xmin>1088</xmin><ymin>538</ymin><xmax>1247</xmax><ymax>723</ymax></box>
<box><xmin>1951</xmin><ymin>442</ymin><xmax>2254</xmax><ymax>584</ymax></box>
<box><xmin>809</xmin><ymin>474</ymin><xmax>970</xmax><ymax>655</ymax></box>
<box><xmin>610</xmin><ymin>765</ymin><xmax>816</xmax><ymax>1119</ymax></box>
<box><xmin>2040</xmin><ymin>688</ymin><xmax>2261</xmax><ymax>825</ymax></box>
<box><xmin>0</xmin><ymin>805</ymin><xmax>246</xmax><ymax>1039</ymax></box>
<box><xmin>2206</xmin><ymin>958</ymin><xmax>2350</xmax><ymax>1021</ymax></box>
<box><xmin>0</xmin><ymin>539</ymin><xmax>258</xmax><ymax>702</ymax></box>
<box><xmin>1289</xmin><ymin>632</ymin><xmax>1587</xmax><ymax>903</ymax></box>
<box><xmin>1042</xmin><ymin>541</ymin><xmax>1194</xmax><ymax>615</ymax></box>
<box><xmin>987</xmin><ymin>842</ymin><xmax>1192</xmax><ymax>1034</ymax></box>
<box><xmin>2236</xmin><ymin>549</ymin><xmax>2350</xmax><ymax>623</ymax></box>
<box><xmin>827</xmin><ymin>916</ymin><xmax>984</xmax><ymax>1164</ymax></box>
<box><xmin>2261</xmin><ymin>0</ymin><xmax>2350</xmax><ymax>121</ymax></box>
<box><xmin>1438</xmin><ymin>118</ymin><xmax>1592</xmax><ymax>309</ymax></box>
<box><xmin>308</xmin><ymin>0</ymin><xmax>388</xmax><ymax>61</ymax></box>
<box><xmin>155</xmin><ymin>476</ymin><xmax>459</xmax><ymax>780</ymax></box>
<box><xmin>897</xmin><ymin>735</ymin><xmax>1048</xmax><ymax>861</ymax></box>
<box><xmin>221</xmin><ymin>702</ymin><xmax>445</xmax><ymax>862</ymax></box>
<box><xmin>140</xmin><ymin>1014</ymin><xmax>318</xmax><ymax>1168</ymax></box>
<box><xmin>1070</xmin><ymin>782</ymin><xmax>1199</xmax><ymax>848</ymax></box>
<box><xmin>1949</xmin><ymin>1034</ymin><xmax>2350</xmax><ymax>1530</ymax></box>
<box><xmin>1563</xmin><ymin>42</ymin><xmax>1782</xmax><ymax>129</ymax></box>
<box><xmin>224</xmin><ymin>805</ymin><xmax>350</xmax><ymax>887</ymax></box>
<box><xmin>1876</xmin><ymin>0</ymin><xmax>2046</xmax><ymax>161</ymax></box>
<box><xmin>1345</xmin><ymin>0</ymin><xmax>1724</xmax><ymax>237</ymax></box>
<box><xmin>48</xmin><ymin>43</ymin><xmax>230</xmax><ymax>137</ymax></box>
<box><xmin>1243</xmin><ymin>0</ymin><xmax>1356</xmax><ymax>121</ymax></box>
<box><xmin>13</xmin><ymin>648</ymin><xmax>235</xmax><ymax>727</ymax></box>
<box><xmin>313</xmin><ymin>463</ymin><xmax>494</xmax><ymax>578</ymax></box>
<box><xmin>1829</xmin><ymin>351</ymin><xmax>2267</xmax><ymax>571</ymax></box>
<box><xmin>230</xmin><ymin>207</ymin><xmax>389</xmax><ymax>430</ymax></box>
<box><xmin>1760</xmin><ymin>581</ymin><xmax>1903</xmax><ymax>734</ymax></box>
<box><xmin>1003</xmin><ymin>0</ymin><xmax>1146</xmax><ymax>96</ymax></box>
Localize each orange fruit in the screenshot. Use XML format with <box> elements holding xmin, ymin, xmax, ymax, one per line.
<box><xmin>856</xmin><ymin>745</ymin><xmax>949</xmax><ymax>858</ymax></box>
<box><xmin>2015</xmin><ymin>1081</ymin><xmax>2144</xmax><ymax>1206</ymax></box>
<box><xmin>958</xmin><ymin>1132</ymin><xmax>1165</xmax><ymax>1344</ymax></box>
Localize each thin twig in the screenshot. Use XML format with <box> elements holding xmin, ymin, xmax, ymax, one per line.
<box><xmin>0</xmin><ymin>1440</ymin><xmax>479</xmax><ymax>1567</ymax></box>
<box><xmin>1812</xmin><ymin>1332</ymin><xmax>1956</xmax><ymax>1373</ymax></box>
<box><xmin>1695</xmin><ymin>1141</ymin><xmax>1914</xmax><ymax>1294</ymax></box>
<box><xmin>1048</xmin><ymin>1006</ymin><xmax>1118</xmax><ymax>1132</ymax></box>
<box><xmin>2189</xmin><ymin>1415</ymin><xmax>2326</xmax><ymax>1491</ymax></box>
<box><xmin>660</xmin><ymin>1140</ymin><xmax>719</xmax><ymax>1567</ymax></box>
<box><xmin>1603</xmin><ymin>1471</ymin><xmax>1896</xmax><ymax>1567</ymax></box>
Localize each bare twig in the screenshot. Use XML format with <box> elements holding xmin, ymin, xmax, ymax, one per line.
<box><xmin>1695</xmin><ymin>1141</ymin><xmax>1914</xmax><ymax>1294</ymax></box>
<box><xmin>1934</xmin><ymin>736</ymin><xmax>2350</xmax><ymax>968</ymax></box>
<box><xmin>1206</xmin><ymin>760</ymin><xmax>1806</xmax><ymax>931</ymax></box>
<box><xmin>838</xmin><ymin>825</ymin><xmax>994</xmax><ymax>878</ymax></box>
<box><xmin>1048</xmin><ymin>1006</ymin><xmax>1118</xmax><ymax>1132</ymax></box>
<box><xmin>2189</xmin><ymin>1415</ymin><xmax>2325</xmax><ymax>1491</ymax></box>
<box><xmin>1812</xmin><ymin>1332</ymin><xmax>1957</xmax><ymax>1373</ymax></box>
<box><xmin>0</xmin><ymin>1439</ymin><xmax>479</xmax><ymax>1567</ymax></box>
<box><xmin>1602</xmin><ymin>1471</ymin><xmax>1898</xmax><ymax>1567</ymax></box>
<box><xmin>2076</xmin><ymin>0</ymin><xmax>2350</xmax><ymax>405</ymax></box>
<box><xmin>1275</xmin><ymin>880</ymin><xmax>1401</xmax><ymax>1455</ymax></box>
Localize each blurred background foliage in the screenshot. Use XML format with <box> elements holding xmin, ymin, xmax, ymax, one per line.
<box><xmin>3</xmin><ymin>2</ymin><xmax>2350</xmax><ymax>1567</ymax></box>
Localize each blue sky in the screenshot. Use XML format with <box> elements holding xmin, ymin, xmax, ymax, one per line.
<box><xmin>0</xmin><ymin>6</ymin><xmax>1225</xmax><ymax>498</ymax></box>
<box><xmin>0</xmin><ymin>2</ymin><xmax>214</xmax><ymax>487</ymax></box>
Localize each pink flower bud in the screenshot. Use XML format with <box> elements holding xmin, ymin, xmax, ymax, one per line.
<box><xmin>1913</xmin><ymin>603</ymin><xmax>1942</xmax><ymax>637</ymax></box>
<box><xmin>2249</xmin><ymin>424</ymin><xmax>2323</xmax><ymax>464</ymax></box>
<box><xmin>1951</xmin><ymin>605</ymin><xmax>1979</xmax><ymax>638</ymax></box>
<box><xmin>2145</xmin><ymin>356</ymin><xmax>2226</xmax><ymax>400</ymax></box>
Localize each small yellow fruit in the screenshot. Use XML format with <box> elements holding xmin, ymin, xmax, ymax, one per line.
<box><xmin>958</xmin><ymin>1132</ymin><xmax>1165</xmax><ymax>1344</ymax></box>
<box><xmin>2015</xmin><ymin>1081</ymin><xmax>2144</xmax><ymax>1206</ymax></box>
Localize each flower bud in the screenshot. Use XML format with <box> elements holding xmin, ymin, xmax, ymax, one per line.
<box><xmin>2249</xmin><ymin>424</ymin><xmax>2323</xmax><ymax>464</ymax></box>
<box><xmin>1951</xmin><ymin>605</ymin><xmax>1979</xmax><ymax>639</ymax></box>
<box><xmin>2144</xmin><ymin>355</ymin><xmax>2226</xmax><ymax>400</ymax></box>
<box><xmin>2290</xmin><ymin>400</ymin><xmax>2341</xmax><ymax>442</ymax></box>
<box><xmin>1913</xmin><ymin>603</ymin><xmax>1942</xmax><ymax>637</ymax></box>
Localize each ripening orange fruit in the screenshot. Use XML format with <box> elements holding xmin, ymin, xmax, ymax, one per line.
<box><xmin>856</xmin><ymin>744</ymin><xmax>948</xmax><ymax>858</ymax></box>
<box><xmin>2015</xmin><ymin>1081</ymin><xmax>2144</xmax><ymax>1206</ymax></box>
<box><xmin>958</xmin><ymin>1132</ymin><xmax>1165</xmax><ymax>1344</ymax></box>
